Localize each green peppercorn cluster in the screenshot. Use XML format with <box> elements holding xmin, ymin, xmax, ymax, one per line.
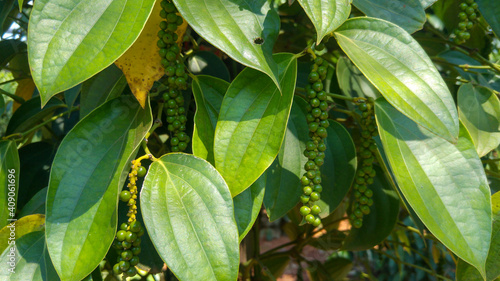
<box><xmin>349</xmin><ymin>102</ymin><xmax>377</xmax><ymax>229</ymax></box>
<box><xmin>452</xmin><ymin>0</ymin><xmax>479</xmax><ymax>44</ymax></box>
<box><xmin>158</xmin><ymin>0</ymin><xmax>190</xmax><ymax>152</ymax></box>
<box><xmin>112</xmin><ymin>159</ymin><xmax>147</xmax><ymax>277</ymax></box>
<box><xmin>298</xmin><ymin>57</ymin><xmax>330</xmax><ymax>227</ymax></box>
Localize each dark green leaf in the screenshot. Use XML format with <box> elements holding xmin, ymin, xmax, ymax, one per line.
<box><xmin>258</xmin><ymin>253</ymin><xmax>290</xmax><ymax>280</ymax></box>
<box><xmin>296</xmin><ymin>0</ymin><xmax>351</xmax><ymax>43</ymax></box>
<box><xmin>0</xmin><ymin>140</ymin><xmax>19</xmax><ymax>229</ymax></box>
<box><xmin>341</xmin><ymin>166</ymin><xmax>399</xmax><ymax>251</ymax></box>
<box><xmin>28</xmin><ymin>0</ymin><xmax>155</xmax><ymax>105</ymax></box>
<box><xmin>141</xmin><ymin>153</ymin><xmax>239</xmax><ymax>281</ymax></box>
<box><xmin>375</xmin><ymin>99</ymin><xmax>491</xmax><ymax>276</ymax></box>
<box><xmin>352</xmin><ymin>0</ymin><xmax>426</xmax><ymax>33</ymax></box>
<box><xmin>317</xmin><ymin>120</ymin><xmax>357</xmax><ymax>217</ymax></box>
<box><xmin>0</xmin><ymin>0</ymin><xmax>15</xmax><ymax>31</ymax></box>
<box><xmin>6</xmin><ymin>97</ymin><xmax>66</xmax><ymax>135</ymax></box>
<box><xmin>64</xmin><ymin>84</ymin><xmax>81</xmax><ymax>110</ymax></box>
<box><xmin>263</xmin><ymin>99</ymin><xmax>309</xmax><ymax>221</ymax></box>
<box><xmin>456</xmin><ymin>191</ymin><xmax>500</xmax><ymax>281</ymax></box>
<box><xmin>173</xmin><ymin>0</ymin><xmax>280</xmax><ymax>88</ymax></box>
<box><xmin>458</xmin><ymin>83</ymin><xmax>500</xmax><ymax>157</ymax></box>
<box><xmin>46</xmin><ymin>96</ymin><xmax>152</xmax><ymax>281</ymax></box>
<box><xmin>476</xmin><ymin>0</ymin><xmax>500</xmax><ymax>39</ymax></box>
<box><xmin>0</xmin><ymin>40</ymin><xmax>25</xmax><ymax>68</ymax></box>
<box><xmin>80</xmin><ymin>64</ymin><xmax>127</xmax><ymax>118</ymax></box>
<box><xmin>214</xmin><ymin>53</ymin><xmax>297</xmax><ymax>197</ymax></box>
<box><xmin>438</xmin><ymin>50</ymin><xmax>486</xmax><ymax>80</ymax></box>
<box><xmin>191</xmin><ymin>75</ymin><xmax>228</xmax><ymax>165</ymax></box>
<box><xmin>187</xmin><ymin>51</ymin><xmax>231</xmax><ymax>82</ymax></box>
<box><xmin>19</xmin><ymin>187</ymin><xmax>47</xmax><ymax>218</ymax></box>
<box><xmin>335</xmin><ymin>17</ymin><xmax>459</xmax><ymax>142</ymax></box>
<box><xmin>234</xmin><ymin>175</ymin><xmax>265</xmax><ymax>242</ymax></box>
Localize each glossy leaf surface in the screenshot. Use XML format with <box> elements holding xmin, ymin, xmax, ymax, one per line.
<box><xmin>28</xmin><ymin>0</ymin><xmax>155</xmax><ymax>105</ymax></box>
<box><xmin>0</xmin><ymin>140</ymin><xmax>20</xmax><ymax>229</ymax></box>
<box><xmin>214</xmin><ymin>53</ymin><xmax>297</xmax><ymax>197</ymax></box>
<box><xmin>297</xmin><ymin>0</ymin><xmax>351</xmax><ymax>43</ymax></box>
<box><xmin>375</xmin><ymin>99</ymin><xmax>491</xmax><ymax>276</ymax></box>
<box><xmin>141</xmin><ymin>153</ymin><xmax>239</xmax><ymax>281</ymax></box>
<box><xmin>192</xmin><ymin>75</ymin><xmax>228</xmax><ymax>165</ymax></box>
<box><xmin>335</xmin><ymin>17</ymin><xmax>459</xmax><ymax>142</ymax></box>
<box><xmin>458</xmin><ymin>84</ymin><xmax>500</xmax><ymax>157</ymax></box>
<box><xmin>46</xmin><ymin>96</ymin><xmax>152</xmax><ymax>281</ymax></box>
<box><xmin>263</xmin><ymin>100</ymin><xmax>309</xmax><ymax>221</ymax></box>
<box><xmin>233</xmin><ymin>175</ymin><xmax>265</xmax><ymax>242</ymax></box>
<box><xmin>173</xmin><ymin>0</ymin><xmax>280</xmax><ymax>88</ymax></box>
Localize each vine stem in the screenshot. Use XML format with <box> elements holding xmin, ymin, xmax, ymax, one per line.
<box><xmin>3</xmin><ymin>106</ymin><xmax>79</xmax><ymax>141</ymax></box>
<box><xmin>295</xmin><ymin>87</ymin><xmax>362</xmax><ymax>102</ymax></box>
<box><xmin>0</xmin><ymin>88</ymin><xmax>25</xmax><ymax>104</ymax></box>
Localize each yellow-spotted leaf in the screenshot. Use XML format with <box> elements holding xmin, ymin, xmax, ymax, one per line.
<box><xmin>28</xmin><ymin>0</ymin><xmax>156</xmax><ymax>106</ymax></box>
<box><xmin>375</xmin><ymin>98</ymin><xmax>491</xmax><ymax>277</ymax></box>
<box><xmin>335</xmin><ymin>17</ymin><xmax>459</xmax><ymax>142</ymax></box>
<box><xmin>115</xmin><ymin>0</ymin><xmax>187</xmax><ymax>108</ymax></box>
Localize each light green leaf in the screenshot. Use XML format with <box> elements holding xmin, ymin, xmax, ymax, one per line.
<box><xmin>335</xmin><ymin>17</ymin><xmax>459</xmax><ymax>142</ymax></box>
<box><xmin>296</xmin><ymin>0</ymin><xmax>351</xmax><ymax>44</ymax></box>
<box><xmin>173</xmin><ymin>0</ymin><xmax>280</xmax><ymax>89</ymax></box>
<box><xmin>317</xmin><ymin>120</ymin><xmax>357</xmax><ymax>217</ymax></box>
<box><xmin>192</xmin><ymin>75</ymin><xmax>228</xmax><ymax>165</ymax></box>
<box><xmin>419</xmin><ymin>0</ymin><xmax>437</xmax><ymax>8</ymax></box>
<box><xmin>0</xmin><ymin>230</ymin><xmax>61</xmax><ymax>281</ymax></box>
<box><xmin>6</xmin><ymin>97</ymin><xmax>66</xmax><ymax>135</ymax></box>
<box><xmin>341</xmin><ymin>166</ymin><xmax>399</xmax><ymax>251</ymax></box>
<box><xmin>80</xmin><ymin>64</ymin><xmax>127</xmax><ymax>118</ymax></box>
<box><xmin>352</xmin><ymin>0</ymin><xmax>426</xmax><ymax>33</ymax></box>
<box><xmin>0</xmin><ymin>140</ymin><xmax>20</xmax><ymax>229</ymax></box>
<box><xmin>476</xmin><ymin>0</ymin><xmax>500</xmax><ymax>39</ymax></box>
<box><xmin>141</xmin><ymin>153</ymin><xmax>239</xmax><ymax>281</ymax></box>
<box><xmin>28</xmin><ymin>0</ymin><xmax>155</xmax><ymax>105</ymax></box>
<box><xmin>46</xmin><ymin>96</ymin><xmax>152</xmax><ymax>281</ymax></box>
<box><xmin>264</xmin><ymin>99</ymin><xmax>309</xmax><ymax>222</ymax></box>
<box><xmin>214</xmin><ymin>53</ymin><xmax>297</xmax><ymax>197</ymax></box>
<box><xmin>234</xmin><ymin>175</ymin><xmax>265</xmax><ymax>242</ymax></box>
<box><xmin>336</xmin><ymin>56</ymin><xmax>380</xmax><ymax>104</ymax></box>
<box><xmin>458</xmin><ymin>83</ymin><xmax>500</xmax><ymax>157</ymax></box>
<box><xmin>456</xmin><ymin>191</ymin><xmax>500</xmax><ymax>281</ymax></box>
<box><xmin>375</xmin><ymin>99</ymin><xmax>491</xmax><ymax>277</ymax></box>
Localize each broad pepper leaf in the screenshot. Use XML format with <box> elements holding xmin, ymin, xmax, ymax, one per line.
<box><xmin>335</xmin><ymin>17</ymin><xmax>459</xmax><ymax>142</ymax></box>
<box><xmin>375</xmin><ymin>99</ymin><xmax>491</xmax><ymax>277</ymax></box>
<box><xmin>141</xmin><ymin>153</ymin><xmax>239</xmax><ymax>281</ymax></box>
<box><xmin>458</xmin><ymin>83</ymin><xmax>500</xmax><ymax>157</ymax></box>
<box><xmin>214</xmin><ymin>53</ymin><xmax>297</xmax><ymax>197</ymax></box>
<box><xmin>0</xmin><ymin>214</ymin><xmax>45</xmax><ymax>254</ymax></box>
<box><xmin>191</xmin><ymin>75</ymin><xmax>228</xmax><ymax>165</ymax></box>
<box><xmin>476</xmin><ymin>0</ymin><xmax>500</xmax><ymax>39</ymax></box>
<box><xmin>173</xmin><ymin>0</ymin><xmax>281</xmax><ymax>89</ymax></box>
<box><xmin>46</xmin><ymin>96</ymin><xmax>152</xmax><ymax>281</ymax></box>
<box><xmin>263</xmin><ymin>99</ymin><xmax>309</xmax><ymax>221</ymax></box>
<box><xmin>296</xmin><ymin>0</ymin><xmax>351</xmax><ymax>44</ymax></box>
<box><xmin>234</xmin><ymin>175</ymin><xmax>265</xmax><ymax>242</ymax></box>
<box><xmin>28</xmin><ymin>0</ymin><xmax>156</xmax><ymax>105</ymax></box>
<box><xmin>0</xmin><ymin>140</ymin><xmax>20</xmax><ymax>229</ymax></box>
<box><xmin>19</xmin><ymin>187</ymin><xmax>47</xmax><ymax>217</ymax></box>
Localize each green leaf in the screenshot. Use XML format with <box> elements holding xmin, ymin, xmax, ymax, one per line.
<box><xmin>341</xmin><ymin>166</ymin><xmax>399</xmax><ymax>251</ymax></box>
<box><xmin>419</xmin><ymin>0</ymin><xmax>437</xmax><ymax>8</ymax></box>
<box><xmin>46</xmin><ymin>96</ymin><xmax>152</xmax><ymax>281</ymax></box>
<box><xmin>187</xmin><ymin>51</ymin><xmax>231</xmax><ymax>82</ymax></box>
<box><xmin>458</xmin><ymin>83</ymin><xmax>500</xmax><ymax>157</ymax></box>
<box><xmin>375</xmin><ymin>98</ymin><xmax>491</xmax><ymax>277</ymax></box>
<box><xmin>0</xmin><ymin>0</ymin><xmax>15</xmax><ymax>31</ymax></box>
<box><xmin>317</xmin><ymin>120</ymin><xmax>357</xmax><ymax>217</ymax></box>
<box><xmin>0</xmin><ymin>96</ymin><xmax>4</xmax><ymax>116</ymax></box>
<box><xmin>191</xmin><ymin>75</ymin><xmax>228</xmax><ymax>165</ymax></box>
<box><xmin>234</xmin><ymin>175</ymin><xmax>265</xmax><ymax>242</ymax></box>
<box><xmin>80</xmin><ymin>64</ymin><xmax>127</xmax><ymax>119</ymax></box>
<box><xmin>0</xmin><ymin>40</ymin><xmax>25</xmax><ymax>68</ymax></box>
<box><xmin>263</xmin><ymin>99</ymin><xmax>309</xmax><ymax>221</ymax></box>
<box><xmin>476</xmin><ymin>0</ymin><xmax>500</xmax><ymax>39</ymax></box>
<box><xmin>19</xmin><ymin>187</ymin><xmax>47</xmax><ymax>217</ymax></box>
<box><xmin>336</xmin><ymin>56</ymin><xmax>380</xmax><ymax>104</ymax></box>
<box><xmin>352</xmin><ymin>0</ymin><xmax>426</xmax><ymax>33</ymax></box>
<box><xmin>173</xmin><ymin>0</ymin><xmax>280</xmax><ymax>89</ymax></box>
<box><xmin>296</xmin><ymin>0</ymin><xmax>351</xmax><ymax>44</ymax></box>
<box><xmin>0</xmin><ymin>140</ymin><xmax>20</xmax><ymax>229</ymax></box>
<box><xmin>0</xmin><ymin>214</ymin><xmax>45</xmax><ymax>254</ymax></box>
<box><xmin>0</xmin><ymin>230</ymin><xmax>61</xmax><ymax>281</ymax></box>
<box><xmin>64</xmin><ymin>84</ymin><xmax>81</xmax><ymax>110</ymax></box>
<box><xmin>28</xmin><ymin>0</ymin><xmax>155</xmax><ymax>105</ymax></box>
<box><xmin>6</xmin><ymin>96</ymin><xmax>66</xmax><ymax>135</ymax></box>
<box><xmin>141</xmin><ymin>153</ymin><xmax>239</xmax><ymax>281</ymax></box>
<box><xmin>456</xmin><ymin>191</ymin><xmax>500</xmax><ymax>281</ymax></box>
<box><xmin>438</xmin><ymin>50</ymin><xmax>486</xmax><ymax>80</ymax></box>
<box><xmin>214</xmin><ymin>53</ymin><xmax>297</xmax><ymax>197</ymax></box>
<box><xmin>335</xmin><ymin>17</ymin><xmax>459</xmax><ymax>142</ymax></box>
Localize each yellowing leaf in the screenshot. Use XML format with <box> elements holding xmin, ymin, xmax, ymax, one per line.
<box><xmin>13</xmin><ymin>78</ymin><xmax>35</xmax><ymax>112</ymax></box>
<box><xmin>115</xmin><ymin>0</ymin><xmax>187</xmax><ymax>108</ymax></box>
